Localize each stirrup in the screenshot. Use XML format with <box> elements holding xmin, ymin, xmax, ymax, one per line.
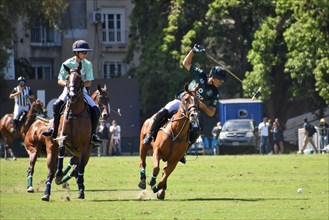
<box><xmin>42</xmin><ymin>128</ymin><xmax>54</xmax><ymax>137</ymax></box>
<box><xmin>179</xmin><ymin>155</ymin><xmax>186</xmax><ymax>164</ymax></box>
<box><xmin>91</xmin><ymin>134</ymin><xmax>102</xmax><ymax>144</ymax></box>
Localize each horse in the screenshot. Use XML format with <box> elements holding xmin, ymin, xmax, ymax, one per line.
<box><xmin>23</xmin><ymin>84</ymin><xmax>110</xmax><ymax>194</ymax></box>
<box><xmin>0</xmin><ymin>99</ymin><xmax>47</xmax><ymax>160</ymax></box>
<box><xmin>41</xmin><ymin>62</ymin><xmax>92</xmax><ymax>201</ymax></box>
<box><xmin>138</xmin><ymin>84</ymin><xmax>200</xmax><ymax>200</ymax></box>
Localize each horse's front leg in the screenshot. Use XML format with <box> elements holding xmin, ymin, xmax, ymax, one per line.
<box><xmin>149</xmin><ymin>148</ymin><xmax>160</xmax><ymax>188</ymax></box>
<box><xmin>138</xmin><ymin>144</ymin><xmax>150</xmax><ymax>189</ymax></box>
<box><xmin>55</xmin><ymin>143</ymin><xmax>65</xmax><ymax>185</ymax></box>
<box><xmin>76</xmin><ymin>147</ymin><xmax>90</xmax><ymax>199</ymax></box>
<box><xmin>153</xmin><ymin>160</ymin><xmax>178</xmax><ymax>200</ymax></box>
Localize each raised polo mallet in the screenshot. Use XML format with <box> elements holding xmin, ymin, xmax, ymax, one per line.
<box><xmin>206</xmin><ymin>53</ymin><xmax>261</xmax><ymax>99</ymax></box>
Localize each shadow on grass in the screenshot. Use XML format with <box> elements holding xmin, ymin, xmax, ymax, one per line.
<box><xmin>92</xmin><ymin>197</ymin><xmax>309</xmax><ymax>202</ymax></box>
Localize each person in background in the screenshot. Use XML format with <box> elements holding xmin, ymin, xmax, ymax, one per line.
<box><xmin>211</xmin><ymin>122</ymin><xmax>222</xmax><ymax>155</ymax></box>
<box><xmin>109</xmin><ymin>120</ymin><xmax>121</xmax><ymax>156</ymax></box>
<box><xmin>271</xmin><ymin>118</ymin><xmax>285</xmax><ymax>154</ymax></box>
<box><xmin>300</xmin><ymin>118</ymin><xmax>318</xmax><ymax>154</ymax></box>
<box><xmin>258</xmin><ymin>117</ymin><xmax>269</xmax><ymax>155</ymax></box>
<box><xmin>9</xmin><ymin>76</ymin><xmax>35</xmax><ymax>133</ymax></box>
<box><xmin>318</xmin><ymin>118</ymin><xmax>328</xmax><ymax>152</ymax></box>
<box><xmin>97</xmin><ymin>120</ymin><xmax>110</xmax><ymax>156</ymax></box>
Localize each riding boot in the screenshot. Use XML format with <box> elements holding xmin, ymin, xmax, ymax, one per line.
<box><xmin>42</xmin><ymin>99</ymin><xmax>64</xmax><ymax>138</ymax></box>
<box><xmin>90</xmin><ymin>105</ymin><xmax>102</xmax><ymax>145</ymax></box>
<box><xmin>11</xmin><ymin>119</ymin><xmax>19</xmax><ymax>133</ymax></box>
<box><xmin>142</xmin><ymin>108</ymin><xmax>169</xmax><ymax>145</ymax></box>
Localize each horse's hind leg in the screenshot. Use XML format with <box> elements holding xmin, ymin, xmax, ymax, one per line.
<box><xmin>149</xmin><ymin>148</ymin><xmax>160</xmax><ymax>187</ymax></box>
<box><xmin>138</xmin><ymin>144</ymin><xmax>149</xmax><ymax>189</ymax></box>
<box><xmin>27</xmin><ymin>151</ymin><xmax>38</xmax><ymax>193</ymax></box>
<box><xmin>55</xmin><ymin>145</ymin><xmax>65</xmax><ymax>185</ymax></box>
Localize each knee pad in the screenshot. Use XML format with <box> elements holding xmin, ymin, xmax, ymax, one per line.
<box><xmin>189</xmin><ymin>127</ymin><xmax>200</xmax><ymax>144</ymax></box>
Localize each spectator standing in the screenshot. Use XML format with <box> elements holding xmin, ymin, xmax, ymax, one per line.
<box><xmin>211</xmin><ymin>122</ymin><xmax>222</xmax><ymax>155</ymax></box>
<box><xmin>300</xmin><ymin>118</ymin><xmax>318</xmax><ymax>154</ymax></box>
<box><xmin>258</xmin><ymin>117</ymin><xmax>269</xmax><ymax>155</ymax></box>
<box><xmin>109</xmin><ymin>120</ymin><xmax>121</xmax><ymax>156</ymax></box>
<box><xmin>97</xmin><ymin>120</ymin><xmax>110</xmax><ymax>156</ymax></box>
<box><xmin>318</xmin><ymin>118</ymin><xmax>329</xmax><ymax>152</ymax></box>
<box><xmin>271</xmin><ymin>118</ymin><xmax>285</xmax><ymax>154</ymax></box>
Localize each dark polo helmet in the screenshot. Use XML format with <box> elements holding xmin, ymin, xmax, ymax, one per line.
<box><xmin>72</xmin><ymin>40</ymin><xmax>93</xmax><ymax>52</ymax></box>
<box><xmin>209</xmin><ymin>66</ymin><xmax>227</xmax><ymax>81</ymax></box>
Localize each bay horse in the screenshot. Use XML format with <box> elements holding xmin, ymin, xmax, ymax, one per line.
<box><xmin>0</xmin><ymin>99</ymin><xmax>47</xmax><ymax>159</ymax></box>
<box><xmin>41</xmin><ymin>62</ymin><xmax>92</xmax><ymax>201</ymax></box>
<box><xmin>23</xmin><ymin>84</ymin><xmax>110</xmax><ymax>193</ymax></box>
<box><xmin>138</xmin><ymin>84</ymin><xmax>200</xmax><ymax>200</ymax></box>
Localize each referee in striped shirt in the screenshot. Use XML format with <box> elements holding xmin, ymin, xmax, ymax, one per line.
<box><xmin>9</xmin><ymin>76</ymin><xmax>34</xmax><ymax>133</ymax></box>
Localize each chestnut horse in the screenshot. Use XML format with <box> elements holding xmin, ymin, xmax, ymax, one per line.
<box><xmin>138</xmin><ymin>85</ymin><xmax>199</xmax><ymax>199</ymax></box>
<box><xmin>0</xmin><ymin>99</ymin><xmax>47</xmax><ymax>159</ymax></box>
<box><xmin>23</xmin><ymin>84</ymin><xmax>110</xmax><ymax>193</ymax></box>
<box><xmin>41</xmin><ymin>62</ymin><xmax>92</xmax><ymax>201</ymax></box>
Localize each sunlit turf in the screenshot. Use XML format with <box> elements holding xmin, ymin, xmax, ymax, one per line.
<box><xmin>0</xmin><ymin>154</ymin><xmax>328</xmax><ymax>219</ymax></box>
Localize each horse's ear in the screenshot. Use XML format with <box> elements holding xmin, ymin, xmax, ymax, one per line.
<box><xmin>184</xmin><ymin>83</ymin><xmax>189</xmax><ymax>92</ymax></box>
<box><xmin>78</xmin><ymin>62</ymin><xmax>82</xmax><ymax>71</ymax></box>
<box><xmin>103</xmin><ymin>84</ymin><xmax>107</xmax><ymax>90</ymax></box>
<box><xmin>63</xmin><ymin>64</ymin><xmax>70</xmax><ymax>73</ymax></box>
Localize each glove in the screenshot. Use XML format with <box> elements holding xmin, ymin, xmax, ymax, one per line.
<box><xmin>192</xmin><ymin>44</ymin><xmax>205</xmax><ymax>53</ymax></box>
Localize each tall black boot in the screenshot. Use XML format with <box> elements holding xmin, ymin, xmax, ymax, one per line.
<box><xmin>11</xmin><ymin>119</ymin><xmax>19</xmax><ymax>133</ymax></box>
<box><xmin>90</xmin><ymin>105</ymin><xmax>102</xmax><ymax>145</ymax></box>
<box><xmin>142</xmin><ymin>108</ymin><xmax>169</xmax><ymax>145</ymax></box>
<box><xmin>42</xmin><ymin>99</ymin><xmax>64</xmax><ymax>138</ymax></box>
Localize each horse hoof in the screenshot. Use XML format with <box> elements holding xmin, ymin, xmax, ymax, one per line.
<box><xmin>152</xmin><ymin>185</ymin><xmax>159</xmax><ymax>193</ymax></box>
<box><xmin>42</xmin><ymin>194</ymin><xmax>50</xmax><ymax>201</ymax></box>
<box><xmin>77</xmin><ymin>189</ymin><xmax>85</xmax><ymax>199</ymax></box>
<box><xmin>138</xmin><ymin>181</ymin><xmax>146</xmax><ymax>190</ymax></box>
<box><xmin>27</xmin><ymin>186</ymin><xmax>34</xmax><ymax>193</ymax></box>
<box><xmin>157</xmin><ymin>189</ymin><xmax>165</xmax><ymax>200</ymax></box>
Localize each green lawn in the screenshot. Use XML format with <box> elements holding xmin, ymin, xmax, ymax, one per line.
<box><xmin>0</xmin><ymin>154</ymin><xmax>328</xmax><ymax>219</ymax></box>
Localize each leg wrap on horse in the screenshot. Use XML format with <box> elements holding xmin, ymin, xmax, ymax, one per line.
<box><xmin>143</xmin><ymin>108</ymin><xmax>170</xmax><ymax>145</ymax></box>
<box><xmin>57</xmin><ymin>146</ymin><xmax>65</xmax><ymax>171</ymax></box>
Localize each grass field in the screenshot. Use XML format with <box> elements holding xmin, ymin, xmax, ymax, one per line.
<box><xmin>0</xmin><ymin>154</ymin><xmax>328</xmax><ymax>220</ymax></box>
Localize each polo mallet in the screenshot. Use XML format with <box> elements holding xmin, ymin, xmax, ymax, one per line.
<box><xmin>206</xmin><ymin>53</ymin><xmax>261</xmax><ymax>99</ymax></box>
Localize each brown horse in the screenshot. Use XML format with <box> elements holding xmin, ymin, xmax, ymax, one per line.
<box><xmin>41</xmin><ymin>62</ymin><xmax>92</xmax><ymax>201</ymax></box>
<box><xmin>138</xmin><ymin>85</ymin><xmax>200</xmax><ymax>199</ymax></box>
<box><xmin>0</xmin><ymin>99</ymin><xmax>47</xmax><ymax>159</ymax></box>
<box><xmin>23</xmin><ymin>84</ymin><xmax>110</xmax><ymax>193</ymax></box>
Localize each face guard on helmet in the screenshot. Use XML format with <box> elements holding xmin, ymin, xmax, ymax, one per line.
<box><xmin>17</xmin><ymin>76</ymin><xmax>26</xmax><ymax>84</ymax></box>
<box><xmin>209</xmin><ymin>66</ymin><xmax>227</xmax><ymax>81</ymax></box>
<box><xmin>72</xmin><ymin>40</ymin><xmax>93</xmax><ymax>52</ymax></box>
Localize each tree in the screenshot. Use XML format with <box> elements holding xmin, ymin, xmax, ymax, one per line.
<box><xmin>127</xmin><ymin>0</ymin><xmax>329</xmax><ymax>122</ymax></box>
<box><xmin>0</xmin><ymin>0</ymin><xmax>67</xmax><ymax>72</ymax></box>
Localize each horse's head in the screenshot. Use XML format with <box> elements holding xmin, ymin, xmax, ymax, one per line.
<box><xmin>181</xmin><ymin>84</ymin><xmax>200</xmax><ymax>123</ymax></box>
<box><xmin>31</xmin><ymin>99</ymin><xmax>47</xmax><ymax>115</ymax></box>
<box><xmin>64</xmin><ymin>63</ymin><xmax>84</xmax><ymax>103</ymax></box>
<box><xmin>95</xmin><ymin>84</ymin><xmax>110</xmax><ymax>120</ymax></box>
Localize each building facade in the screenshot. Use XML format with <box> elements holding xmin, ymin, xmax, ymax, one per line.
<box><xmin>13</xmin><ymin>0</ymin><xmax>136</xmax><ymax>80</ymax></box>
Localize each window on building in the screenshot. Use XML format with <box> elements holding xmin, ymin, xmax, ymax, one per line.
<box><xmin>31</xmin><ymin>18</ymin><xmax>61</xmax><ymax>46</ymax></box>
<box><xmin>103</xmin><ymin>61</ymin><xmax>126</xmax><ymax>78</ymax></box>
<box><xmin>102</xmin><ymin>8</ymin><xmax>125</xmax><ymax>44</ymax></box>
<box><xmin>31</xmin><ymin>61</ymin><xmax>53</xmax><ymax>79</ymax></box>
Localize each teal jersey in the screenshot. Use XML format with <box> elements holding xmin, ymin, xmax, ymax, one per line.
<box><xmin>58</xmin><ymin>57</ymin><xmax>94</xmax><ymax>82</ymax></box>
<box><xmin>187</xmin><ymin>65</ymin><xmax>220</xmax><ymax>108</ymax></box>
